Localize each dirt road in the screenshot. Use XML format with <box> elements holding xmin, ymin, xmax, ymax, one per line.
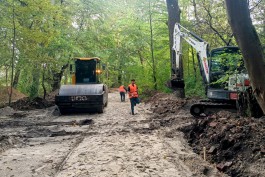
<box><xmin>0</xmin><ymin>92</ymin><xmax>224</xmax><ymax>177</ymax></box>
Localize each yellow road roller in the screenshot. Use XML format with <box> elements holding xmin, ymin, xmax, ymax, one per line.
<box><xmin>55</xmin><ymin>57</ymin><xmax>108</xmax><ymax>114</ymax></box>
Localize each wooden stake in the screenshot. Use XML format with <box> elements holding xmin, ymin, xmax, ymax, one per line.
<box><xmin>203</xmin><ymin>147</ymin><xmax>206</xmax><ymax>161</ymax></box>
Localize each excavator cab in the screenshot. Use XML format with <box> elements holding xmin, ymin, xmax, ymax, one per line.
<box><xmin>209</xmin><ymin>47</ymin><xmax>244</xmax><ymax>89</ymax></box>
<box><xmin>55</xmin><ymin>57</ymin><xmax>108</xmax><ymax>114</ymax></box>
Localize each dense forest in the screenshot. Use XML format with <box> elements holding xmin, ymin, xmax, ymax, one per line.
<box><xmin>0</xmin><ymin>0</ymin><xmax>264</xmax><ymax>100</ymax></box>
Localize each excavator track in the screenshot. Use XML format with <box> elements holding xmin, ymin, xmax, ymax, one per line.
<box><xmin>190</xmin><ymin>100</ymin><xmax>237</xmax><ymax>117</ymax></box>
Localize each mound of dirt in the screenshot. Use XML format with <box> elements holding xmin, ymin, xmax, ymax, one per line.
<box><xmin>146</xmin><ymin>93</ymin><xmax>187</xmax><ymax>130</ymax></box>
<box><xmin>0</xmin><ymin>106</ymin><xmax>16</xmax><ymax>116</ymax></box>
<box><xmin>149</xmin><ymin>93</ymin><xmax>187</xmax><ymax>116</ymax></box>
<box><xmin>140</xmin><ymin>89</ymin><xmax>160</xmax><ymax>103</ymax></box>
<box><xmin>11</xmin><ymin>97</ymin><xmax>54</xmax><ymax>110</ymax></box>
<box><xmin>181</xmin><ymin>113</ymin><xmax>265</xmax><ymax>177</ymax></box>
<box><xmin>0</xmin><ymin>87</ymin><xmax>26</xmax><ymax>106</ymax></box>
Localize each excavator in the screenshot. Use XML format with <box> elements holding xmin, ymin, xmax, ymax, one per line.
<box><xmin>55</xmin><ymin>57</ymin><xmax>108</xmax><ymax>114</ymax></box>
<box><xmin>170</xmin><ymin>23</ymin><xmax>262</xmax><ymax>117</ymax></box>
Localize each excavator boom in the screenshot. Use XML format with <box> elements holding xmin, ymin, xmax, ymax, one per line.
<box><xmin>172</xmin><ymin>23</ymin><xmax>209</xmax><ymax>85</ymax></box>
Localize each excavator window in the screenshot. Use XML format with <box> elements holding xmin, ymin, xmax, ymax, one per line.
<box><xmin>209</xmin><ymin>47</ymin><xmax>244</xmax><ymax>88</ymax></box>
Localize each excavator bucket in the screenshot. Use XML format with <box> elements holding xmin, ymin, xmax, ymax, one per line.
<box><xmin>169</xmin><ymin>79</ymin><xmax>185</xmax><ymax>89</ymax></box>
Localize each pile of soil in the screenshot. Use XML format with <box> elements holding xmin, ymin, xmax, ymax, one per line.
<box><xmin>146</xmin><ymin>93</ymin><xmax>187</xmax><ymax>129</ymax></box>
<box><xmin>181</xmin><ymin>112</ymin><xmax>265</xmax><ymax>176</ymax></box>
<box><xmin>0</xmin><ymin>106</ymin><xmax>16</xmax><ymax>116</ymax></box>
<box><xmin>11</xmin><ymin>97</ymin><xmax>54</xmax><ymax>110</ymax></box>
<box><xmin>149</xmin><ymin>93</ymin><xmax>186</xmax><ymax>116</ymax></box>
<box><xmin>0</xmin><ymin>87</ymin><xmax>26</xmax><ymax>107</ymax></box>
<box><xmin>140</xmin><ymin>89</ymin><xmax>160</xmax><ymax>103</ymax></box>
<box><xmin>144</xmin><ymin>92</ymin><xmax>172</xmax><ymax>104</ymax></box>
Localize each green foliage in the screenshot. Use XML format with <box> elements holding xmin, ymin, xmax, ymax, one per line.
<box><xmin>185</xmin><ymin>76</ymin><xmax>205</xmax><ymax>98</ymax></box>
<box><xmin>210</xmin><ymin>51</ymin><xmax>244</xmax><ymax>88</ymax></box>
<box><xmin>0</xmin><ymin>0</ymin><xmax>264</xmax><ymax>99</ymax></box>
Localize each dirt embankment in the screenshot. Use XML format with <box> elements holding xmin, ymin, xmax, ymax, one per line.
<box><xmin>10</xmin><ymin>97</ymin><xmax>54</xmax><ymax>110</ymax></box>
<box><xmin>145</xmin><ymin>93</ymin><xmax>265</xmax><ymax>177</ymax></box>
<box><xmin>145</xmin><ymin>92</ymin><xmax>188</xmax><ymax>130</ymax></box>
<box><xmin>182</xmin><ymin>112</ymin><xmax>265</xmax><ymax>177</ymax></box>
<box><xmin>0</xmin><ymin>87</ymin><xmax>27</xmax><ymax>107</ymax></box>
<box><xmin>141</xmin><ymin>93</ymin><xmax>226</xmax><ymax>176</ymax></box>
<box><xmin>0</xmin><ymin>86</ymin><xmax>56</xmax><ymax>110</ymax></box>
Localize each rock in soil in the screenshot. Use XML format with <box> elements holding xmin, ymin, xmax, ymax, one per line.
<box><xmin>0</xmin><ymin>106</ymin><xmax>16</xmax><ymax>116</ymax></box>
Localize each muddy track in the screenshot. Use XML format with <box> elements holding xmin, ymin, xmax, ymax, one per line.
<box><xmin>53</xmin><ymin>119</ymin><xmax>98</xmax><ymax>176</ymax></box>
<box><xmin>54</xmin><ymin>136</ymin><xmax>85</xmax><ymax>176</ymax></box>
<box><xmin>53</xmin><ymin>93</ymin><xmax>223</xmax><ymax>177</ymax></box>
<box><xmin>0</xmin><ymin>118</ymin><xmax>92</xmax><ymax>128</ymax></box>
<box><xmin>0</xmin><ymin>92</ymin><xmax>224</xmax><ymax>177</ymax></box>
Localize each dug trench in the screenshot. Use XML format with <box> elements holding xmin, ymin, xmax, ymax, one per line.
<box><xmin>145</xmin><ymin>93</ymin><xmax>265</xmax><ymax>177</ymax></box>
<box><xmin>181</xmin><ymin>113</ymin><xmax>265</xmax><ymax>177</ymax></box>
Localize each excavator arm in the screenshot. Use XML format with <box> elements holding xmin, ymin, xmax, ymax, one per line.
<box><xmin>171</xmin><ymin>23</ymin><xmax>210</xmax><ymax>87</ymax></box>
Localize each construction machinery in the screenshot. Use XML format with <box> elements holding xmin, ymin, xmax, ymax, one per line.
<box><xmin>171</xmin><ymin>23</ymin><xmax>262</xmax><ymax>117</ymax></box>
<box><xmin>55</xmin><ymin>57</ymin><xmax>108</xmax><ymax>114</ymax></box>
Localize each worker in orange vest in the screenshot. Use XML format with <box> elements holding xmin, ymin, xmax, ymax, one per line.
<box><xmin>119</xmin><ymin>85</ymin><xmax>127</xmax><ymax>102</ymax></box>
<box><xmin>128</xmin><ymin>79</ymin><xmax>140</xmax><ymax>115</ymax></box>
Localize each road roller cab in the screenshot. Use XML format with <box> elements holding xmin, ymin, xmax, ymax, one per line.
<box><xmin>55</xmin><ymin>57</ymin><xmax>108</xmax><ymax>114</ymax></box>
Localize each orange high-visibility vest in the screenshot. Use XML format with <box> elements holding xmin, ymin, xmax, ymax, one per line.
<box><xmin>128</xmin><ymin>84</ymin><xmax>138</xmax><ymax>98</ymax></box>
<box><xmin>119</xmin><ymin>85</ymin><xmax>126</xmax><ymax>93</ymax></box>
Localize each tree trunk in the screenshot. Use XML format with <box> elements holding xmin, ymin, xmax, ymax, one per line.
<box><xmin>187</xmin><ymin>47</ymin><xmax>189</xmax><ymax>76</ymax></box>
<box><xmin>225</xmin><ymin>0</ymin><xmax>265</xmax><ymax>114</ymax></box>
<box><xmin>191</xmin><ymin>48</ymin><xmax>197</xmax><ymax>80</ymax></box>
<box><xmin>137</xmin><ymin>50</ymin><xmax>144</xmax><ymax>66</ymax></box>
<box><xmin>13</xmin><ymin>68</ymin><xmax>20</xmax><ymax>88</ymax></box>
<box><xmin>166</xmin><ymin>0</ymin><xmax>184</xmax><ymax>97</ymax></box>
<box><xmin>30</xmin><ymin>66</ymin><xmax>41</xmax><ymax>98</ymax></box>
<box><xmin>5</xmin><ymin>66</ymin><xmax>9</xmax><ymax>88</ymax></box>
<box><xmin>9</xmin><ymin>1</ymin><xmax>16</xmax><ymax>105</ymax></box>
<box><xmin>118</xmin><ymin>72</ymin><xmax>122</xmax><ymax>86</ymax></box>
<box><xmin>42</xmin><ymin>66</ymin><xmax>47</xmax><ymax>99</ymax></box>
<box><xmin>51</xmin><ymin>63</ymin><xmax>69</xmax><ymax>91</ymax></box>
<box><xmin>149</xmin><ymin>0</ymin><xmax>157</xmax><ymax>90</ymax></box>
<box><xmin>192</xmin><ymin>0</ymin><xmax>199</xmax><ymax>24</ymax></box>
